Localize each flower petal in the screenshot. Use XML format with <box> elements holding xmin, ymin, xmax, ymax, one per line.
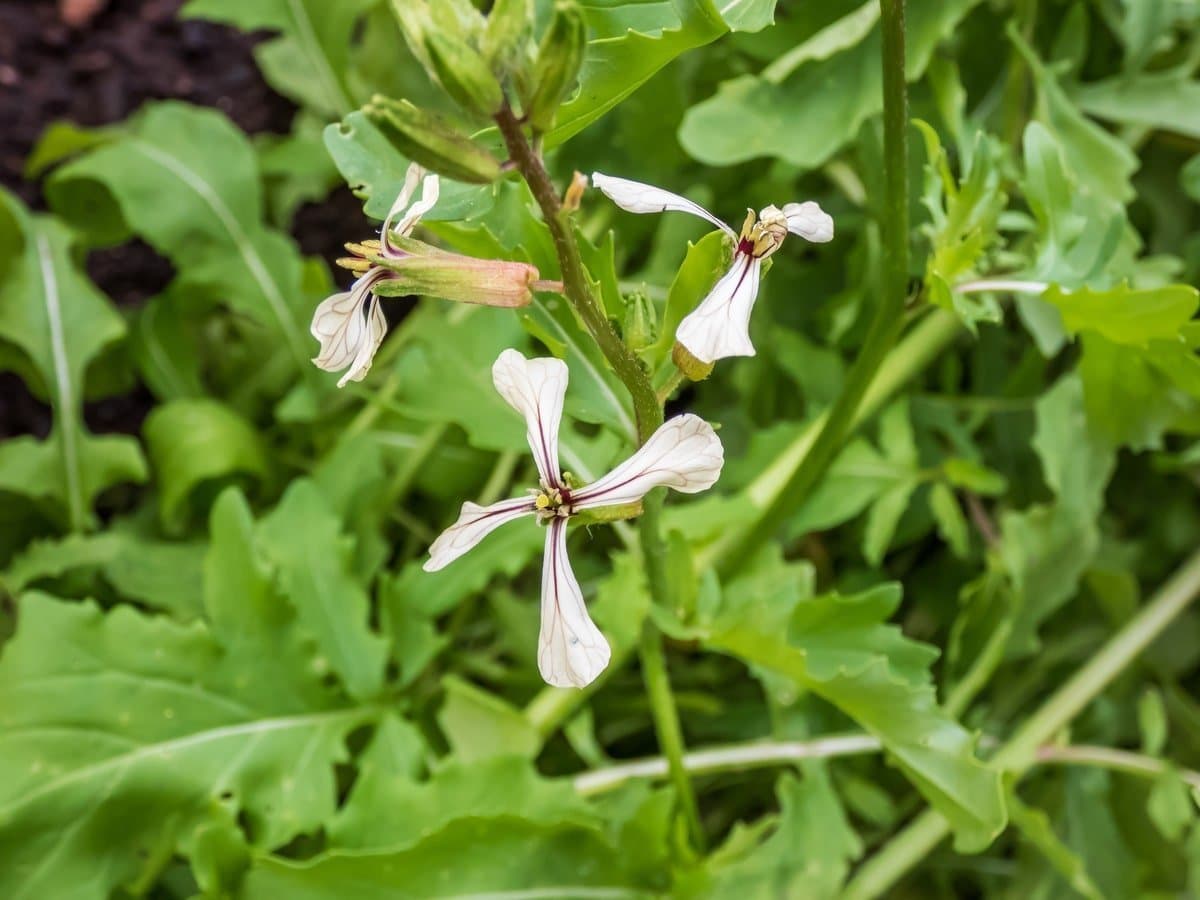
<box><xmin>674</xmin><ymin>254</ymin><xmax>762</xmax><ymax>364</ymax></box>
<box><xmin>381</xmin><ymin>164</ymin><xmax>440</xmax><ymax>255</ymax></box>
<box><xmin>492</xmin><ymin>349</ymin><xmax>567</xmax><ymax>490</ymax></box>
<box><xmin>572</xmin><ymin>413</ymin><xmax>724</xmax><ymax>510</ymax></box>
<box><xmin>310</xmin><ymin>271</ymin><xmax>389</xmax><ymax>387</ymax></box>
<box><xmin>782</xmin><ymin>200</ymin><xmax>834</xmax><ymax>243</ymax></box>
<box><xmin>591</xmin><ymin>172</ymin><xmax>735</xmax><ymax>238</ymax></box>
<box><xmin>538</xmin><ymin>518</ymin><xmax>611</xmax><ymax>688</ymax></box>
<box><xmin>424</xmin><ymin>495</ymin><xmax>537</xmax><ymax>572</ymax></box>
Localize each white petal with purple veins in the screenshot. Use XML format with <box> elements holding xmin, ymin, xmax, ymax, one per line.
<box><xmin>675</xmin><ymin>254</ymin><xmax>762</xmax><ymax>363</ymax></box>
<box><xmin>782</xmin><ymin>200</ymin><xmax>834</xmax><ymax>243</ymax></box>
<box><xmin>492</xmin><ymin>349</ymin><xmax>568</xmax><ymax>490</ymax></box>
<box><xmin>538</xmin><ymin>519</ymin><xmax>611</xmax><ymax>688</ymax></box>
<box><xmin>425</xmin><ymin>495</ymin><xmax>537</xmax><ymax>572</ymax></box>
<box><xmin>572</xmin><ymin>414</ymin><xmax>724</xmax><ymax>510</ymax></box>
<box><xmin>381</xmin><ymin>163</ymin><xmax>440</xmax><ymax>256</ymax></box>
<box><xmin>311</xmin><ymin>272</ymin><xmax>388</xmax><ymax>387</ymax></box>
<box><xmin>591</xmin><ymin>172</ymin><xmax>735</xmax><ymax>238</ymax></box>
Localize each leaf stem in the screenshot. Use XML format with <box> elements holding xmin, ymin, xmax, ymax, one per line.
<box><xmin>841</xmin><ymin>546</ymin><xmax>1200</xmax><ymax>900</ymax></box>
<box><xmin>715</xmin><ymin>0</ymin><xmax>910</xmax><ymax>575</ymax></box>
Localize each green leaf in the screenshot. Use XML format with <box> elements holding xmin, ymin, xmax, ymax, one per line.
<box><xmin>1007</xmin><ymin>792</ymin><xmax>1104</xmax><ymax>900</ymax></box>
<box><xmin>694</xmin><ymin>768</ymin><xmax>861</xmax><ymax>898</ymax></box>
<box><xmin>1044</xmin><ymin>283</ymin><xmax>1199</xmax><ymax>347</ymax></box>
<box><xmin>929</xmin><ymin>482</ymin><xmax>970</xmax><ymax>558</ymax></box>
<box><xmin>1076</xmin><ymin>71</ymin><xmax>1200</xmax><ymax>140</ymax></box>
<box><xmin>679</xmin><ymin>0</ymin><xmax>980</xmax><ymax>166</ymax></box>
<box><xmin>323</xmin><ymin>111</ymin><xmax>495</xmax><ymax>220</ymax></box>
<box><xmin>708</xmin><ymin>584</ymin><xmax>1006</xmax><ymax>852</ymax></box>
<box><xmin>181</xmin><ymin>0</ymin><xmax>377</xmax><ymax>119</ymax></box>
<box><xmin>331</xmin><ymin>752</ymin><xmax>598</xmax><ymax>850</ymax></box>
<box><xmin>257</xmin><ymin>480</ymin><xmax>390</xmax><ymax>701</ymax></box>
<box><xmin>3</xmin><ymin>531</ymin><xmax>206</xmax><ymax>621</ymax></box>
<box><xmin>0</xmin><ymin>194</ymin><xmax>147</xmax><ymax>532</ymax></box>
<box><xmin>0</xmin><ymin>588</ymin><xmax>371</xmax><ymax>899</ymax></box>
<box><xmin>437</xmin><ymin>676</ymin><xmax>540</xmax><ymax>761</ymax></box>
<box><xmin>242</xmin><ymin>817</ymin><xmax>632</xmax><ymax>898</ymax></box>
<box><xmin>1009</xmin><ymin>26</ymin><xmax>1138</xmax><ymax>210</ymax></box>
<box><xmin>142</xmin><ymin>399</ymin><xmax>269</xmax><ymax>534</ymax></box>
<box><xmin>46</xmin><ymin>102</ymin><xmax>317</xmax><ymax>373</ymax></box>
<box><xmin>1149</xmin><ymin>770</ymin><xmax>1195</xmax><ymax>841</ymax></box>
<box><xmin>547</xmin><ymin>0</ymin><xmax>729</xmax><ymax>146</ymax></box>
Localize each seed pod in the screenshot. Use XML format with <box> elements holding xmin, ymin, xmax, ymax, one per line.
<box><xmin>526</xmin><ymin>0</ymin><xmax>587</xmax><ymax>132</ymax></box>
<box><xmin>365</xmin><ymin>96</ymin><xmax>502</xmax><ymax>184</ymax></box>
<box><xmin>424</xmin><ymin>31</ymin><xmax>505</xmax><ymax>117</ymax></box>
<box><xmin>483</xmin><ymin>0</ymin><xmax>534</xmax><ymax>76</ymax></box>
<box><xmin>623</xmin><ymin>290</ymin><xmax>657</xmax><ymax>352</ymax></box>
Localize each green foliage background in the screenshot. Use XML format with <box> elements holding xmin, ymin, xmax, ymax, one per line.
<box><xmin>3</xmin><ymin>0</ymin><xmax>1200</xmax><ymax>896</ymax></box>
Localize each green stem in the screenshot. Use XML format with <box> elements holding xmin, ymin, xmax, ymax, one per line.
<box><xmin>494</xmin><ymin>103</ymin><xmax>660</xmax><ymax>444</ymax></box>
<box><xmin>638</xmin><ymin>495</ymin><xmax>706</xmax><ymax>850</ymax></box>
<box><xmin>716</xmin><ymin>0</ymin><xmax>910</xmax><ymax>576</ymax></box>
<box><xmin>841</xmin><ymin>546</ymin><xmax>1200</xmax><ymax>900</ymax></box>
<box><xmin>496</xmin><ymin>102</ymin><xmax>701</xmax><ymax>848</ymax></box>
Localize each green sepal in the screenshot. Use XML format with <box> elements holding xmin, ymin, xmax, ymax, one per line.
<box><xmin>526</xmin><ymin>0</ymin><xmax>587</xmax><ymax>132</ymax></box>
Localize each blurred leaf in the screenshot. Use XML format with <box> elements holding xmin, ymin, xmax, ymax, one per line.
<box><xmin>708</xmin><ymin>583</ymin><xmax>1007</xmax><ymax>851</ymax></box>
<box><xmin>690</xmin><ymin>767</ymin><xmax>861</xmax><ymax>899</ymax></box>
<box><xmin>0</xmin><ymin>585</ymin><xmax>371</xmax><ymax>899</ymax></box>
<box><xmin>1044</xmin><ymin>283</ymin><xmax>1199</xmax><ymax>347</ymax></box>
<box><xmin>929</xmin><ymin>482</ymin><xmax>970</xmax><ymax>558</ymax></box>
<box><xmin>242</xmin><ymin>817</ymin><xmax>634</xmax><ymax>898</ymax></box>
<box><xmin>1149</xmin><ymin>769</ymin><xmax>1196</xmax><ymax>841</ymax></box>
<box><xmin>0</xmin><ymin>193</ymin><xmax>147</xmax><ymax>531</ymax></box>
<box><xmin>438</xmin><ymin>676</ymin><xmax>540</xmax><ymax>761</ymax></box>
<box><xmin>258</xmin><ymin>480</ymin><xmax>390</xmax><ymax>701</ymax></box>
<box><xmin>679</xmin><ymin>0</ymin><xmax>980</xmax><ymax>166</ymax></box>
<box><xmin>1077</xmin><ymin>71</ymin><xmax>1200</xmax><ymax>140</ymax></box>
<box><xmin>1008</xmin><ymin>792</ymin><xmax>1104</xmax><ymax>900</ymax></box>
<box><xmin>47</xmin><ymin>102</ymin><xmax>318</xmax><ymax>374</ymax></box>
<box><xmin>181</xmin><ymin>0</ymin><xmax>378</xmax><ymax>119</ymax></box>
<box><xmin>143</xmin><ymin>399</ymin><xmax>269</xmax><ymax>534</ymax></box>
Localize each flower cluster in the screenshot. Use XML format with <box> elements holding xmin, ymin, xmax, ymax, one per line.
<box><xmin>310</xmin><ymin>165</ymin><xmax>833</xmax><ymax>687</ymax></box>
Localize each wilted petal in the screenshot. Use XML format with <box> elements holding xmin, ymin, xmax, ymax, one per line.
<box><xmin>381</xmin><ymin>164</ymin><xmax>440</xmax><ymax>255</ymax></box>
<box><xmin>424</xmin><ymin>495</ymin><xmax>537</xmax><ymax>572</ymax></box>
<box><xmin>492</xmin><ymin>349</ymin><xmax>567</xmax><ymax>490</ymax></box>
<box><xmin>675</xmin><ymin>254</ymin><xmax>762</xmax><ymax>363</ymax></box>
<box><xmin>782</xmin><ymin>201</ymin><xmax>834</xmax><ymax>243</ymax></box>
<box><xmin>310</xmin><ymin>272</ymin><xmax>388</xmax><ymax>387</ymax></box>
<box><xmin>538</xmin><ymin>518</ymin><xmax>611</xmax><ymax>688</ymax></box>
<box><xmin>591</xmin><ymin>172</ymin><xmax>735</xmax><ymax>239</ymax></box>
<box><xmin>572</xmin><ymin>414</ymin><xmax>724</xmax><ymax>510</ymax></box>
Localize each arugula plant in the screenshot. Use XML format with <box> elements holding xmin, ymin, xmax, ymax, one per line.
<box><xmin>3</xmin><ymin>0</ymin><xmax>1200</xmax><ymax>897</ymax></box>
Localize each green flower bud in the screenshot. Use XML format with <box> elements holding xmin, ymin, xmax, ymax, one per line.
<box><xmin>483</xmin><ymin>0</ymin><xmax>534</xmax><ymax>77</ymax></box>
<box><xmin>423</xmin><ymin>31</ymin><xmax>505</xmax><ymax>117</ymax></box>
<box><xmin>526</xmin><ymin>0</ymin><xmax>587</xmax><ymax>132</ymax></box>
<box><xmin>623</xmin><ymin>290</ymin><xmax>657</xmax><ymax>352</ymax></box>
<box><xmin>364</xmin><ymin>96</ymin><xmax>502</xmax><ymax>184</ymax></box>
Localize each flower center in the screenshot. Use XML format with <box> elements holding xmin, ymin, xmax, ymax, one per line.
<box><xmin>737</xmin><ymin>207</ymin><xmax>788</xmax><ymax>259</ymax></box>
<box><xmin>533</xmin><ymin>484</ymin><xmax>573</xmax><ymax>520</ymax></box>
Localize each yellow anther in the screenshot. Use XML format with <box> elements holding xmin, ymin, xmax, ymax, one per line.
<box><xmin>534</xmin><ymin>494</ymin><xmax>551</xmax><ymax>510</ymax></box>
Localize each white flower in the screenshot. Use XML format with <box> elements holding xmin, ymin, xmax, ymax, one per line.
<box><xmin>311</xmin><ymin>163</ymin><xmax>439</xmax><ymax>386</ymax></box>
<box><xmin>425</xmin><ymin>349</ymin><xmax>725</xmax><ymax>688</ymax></box>
<box><xmin>591</xmin><ymin>172</ymin><xmax>834</xmax><ymax>364</ymax></box>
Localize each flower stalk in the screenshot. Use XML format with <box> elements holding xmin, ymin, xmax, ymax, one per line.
<box><xmin>494</xmin><ymin>101</ymin><xmax>706</xmax><ymax>850</ymax></box>
<box><xmin>715</xmin><ymin>0</ymin><xmax>910</xmax><ymax>576</ymax></box>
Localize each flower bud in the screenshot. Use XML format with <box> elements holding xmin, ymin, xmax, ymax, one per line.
<box><xmin>571</xmin><ymin>500</ymin><xmax>643</xmax><ymax>527</ymax></box>
<box><xmin>526</xmin><ymin>0</ymin><xmax>587</xmax><ymax>132</ymax></box>
<box><xmin>423</xmin><ymin>31</ymin><xmax>505</xmax><ymax>118</ymax></box>
<box><xmin>623</xmin><ymin>290</ymin><xmax>657</xmax><ymax>352</ymax></box>
<box><xmin>672</xmin><ymin>341</ymin><xmax>714</xmax><ymax>382</ymax></box>
<box><xmin>483</xmin><ymin>0</ymin><xmax>534</xmax><ymax>77</ymax></box>
<box><xmin>370</xmin><ymin>239</ymin><xmax>538</xmax><ymax>308</ymax></box>
<box><xmin>364</xmin><ymin>96</ymin><xmax>502</xmax><ymax>184</ymax></box>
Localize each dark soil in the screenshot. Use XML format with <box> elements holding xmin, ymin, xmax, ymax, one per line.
<box><xmin>0</xmin><ymin>0</ymin><xmax>365</xmax><ymax>440</ymax></box>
